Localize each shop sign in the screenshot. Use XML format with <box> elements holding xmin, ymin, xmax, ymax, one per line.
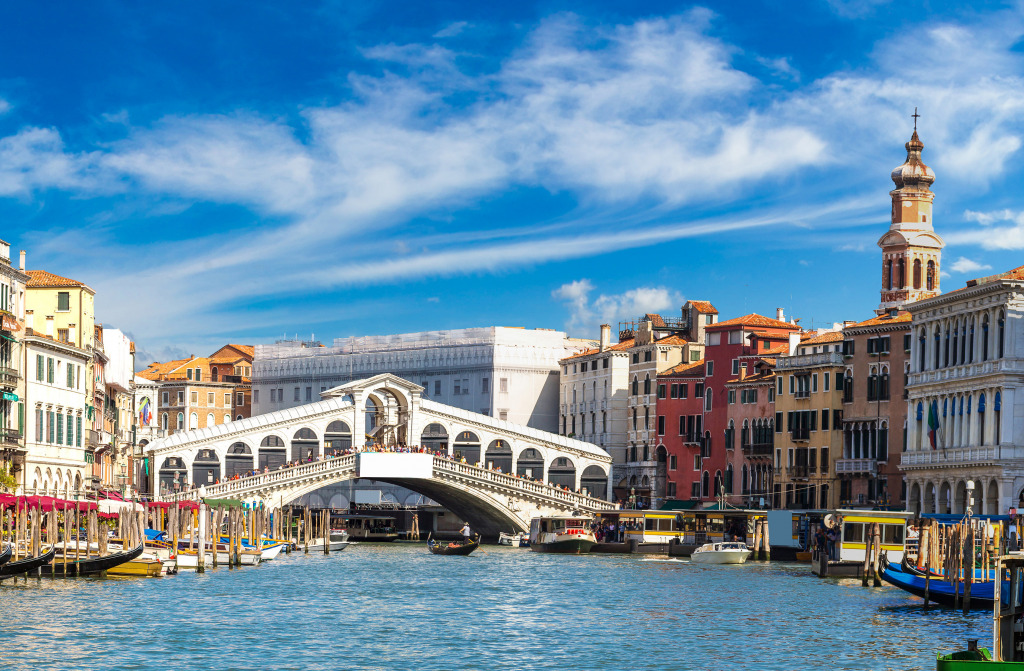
<box><xmin>1</xmin><ymin>392</ymin><xmax>17</xmax><ymax>402</ymax></box>
<box><xmin>1</xmin><ymin>313</ymin><xmax>19</xmax><ymax>332</ymax></box>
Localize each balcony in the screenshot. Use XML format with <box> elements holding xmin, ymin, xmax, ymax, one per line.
<box><xmin>793</xmin><ymin>390</ymin><xmax>811</xmax><ymax>399</ymax></box>
<box><xmin>900</xmin><ymin>446</ymin><xmax>1001</xmax><ymax>470</ymax></box>
<box><xmin>791</xmin><ymin>428</ymin><xmax>810</xmax><ymax>441</ymax></box>
<box><xmin>0</xmin><ymin>366</ymin><xmax>19</xmax><ymax>389</ymax></box>
<box><xmin>742</xmin><ymin>442</ymin><xmax>773</xmax><ymax>457</ymax></box>
<box><xmin>0</xmin><ymin>427</ymin><xmax>23</xmax><ymax>448</ymax></box>
<box><xmin>836</xmin><ymin>458</ymin><xmax>877</xmax><ymax>475</ymax></box>
<box><xmin>788</xmin><ymin>465</ymin><xmax>809</xmax><ymax>478</ymax></box>
<box><xmin>775</xmin><ymin>351</ymin><xmax>845</xmax><ymax>370</ymax></box>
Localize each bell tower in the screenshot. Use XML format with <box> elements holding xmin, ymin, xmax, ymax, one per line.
<box><xmin>877</xmin><ymin>110</ymin><xmax>945</xmax><ymax>314</ymax></box>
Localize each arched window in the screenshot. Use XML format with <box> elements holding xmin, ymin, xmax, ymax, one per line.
<box><xmin>999</xmin><ymin>311</ymin><xmax>1006</xmax><ymax>358</ymax></box>
<box><xmin>995</xmin><ymin>391</ymin><xmax>1002</xmax><ymax>444</ymax></box>
<box><xmin>918</xmin><ymin>329</ymin><xmax>927</xmax><ymax>371</ymax></box>
<box><xmin>913</xmin><ymin>258</ymin><xmax>922</xmax><ymax>289</ymax></box>
<box><xmin>951</xmin><ymin>320</ymin><xmax>959</xmax><ymax>365</ymax></box>
<box><xmin>704</xmin><ymin>387</ymin><xmax>712</xmax><ymax>412</ymax></box>
<box><xmin>176</xmin><ymin>412</ymin><xmax>184</xmax><ymax>429</ymax></box>
<box><xmin>926</xmin><ymin>260</ymin><xmax>936</xmax><ymax>291</ymax></box>
<box><xmin>943</xmin><ymin>326</ymin><xmax>950</xmax><ymax>367</ymax></box>
<box><xmin>885</xmin><ymin>258</ymin><xmax>893</xmax><ymax>290</ymax></box>
<box><xmin>189</xmin><ymin>412</ymin><xmax>198</xmax><ymax>430</ymax></box>
<box><xmin>897</xmin><ymin>258</ymin><xmax>906</xmax><ymax>288</ymax></box>
<box><xmin>978</xmin><ymin>393</ymin><xmax>987</xmax><ymax>446</ymax></box>
<box><xmin>933</xmin><ymin>327</ymin><xmax>940</xmax><ymax>369</ymax></box>
<box><xmin>740</xmin><ymin>419</ymin><xmax>749</xmax><ymax>449</ymax></box>
<box><xmin>982</xmin><ymin>314</ymin><xmax>991</xmax><ymax>361</ymax></box>
<box><xmin>643</xmin><ymin>374</ymin><xmax>651</xmax><ymax>395</ymax></box>
<box><xmin>631</xmin><ymin>376</ymin><xmax>638</xmax><ymax>396</ymax></box>
<box><xmin>161</xmin><ymin>413</ymin><xmax>168</xmax><ymax>430</ymax></box>
<box><xmin>206</xmin><ymin>413</ymin><xmax>214</xmax><ymax>427</ymax></box>
<box><xmin>969</xmin><ymin>318</ymin><xmax>976</xmax><ymax>362</ymax></box>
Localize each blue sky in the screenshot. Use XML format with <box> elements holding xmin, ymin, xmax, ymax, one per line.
<box><xmin>4</xmin><ymin>0</ymin><xmax>1024</xmax><ymax>365</ymax></box>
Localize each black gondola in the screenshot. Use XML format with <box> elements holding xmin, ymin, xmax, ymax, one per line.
<box><xmin>0</xmin><ymin>544</ymin><xmax>12</xmax><ymax>567</ymax></box>
<box><xmin>0</xmin><ymin>547</ymin><xmax>57</xmax><ymax>578</ymax></box>
<box><xmin>427</xmin><ymin>534</ymin><xmax>480</xmax><ymax>556</ymax></box>
<box><xmin>40</xmin><ymin>542</ymin><xmax>145</xmax><ymax>576</ymax></box>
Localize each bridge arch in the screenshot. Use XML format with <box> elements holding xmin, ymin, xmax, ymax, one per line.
<box><xmin>548</xmin><ymin>456</ymin><xmax>576</xmax><ymax>489</ymax></box>
<box><xmin>453</xmin><ymin>431</ymin><xmax>481</xmax><ymax>464</ymax></box>
<box><xmin>420</xmin><ymin>422</ymin><xmax>450</xmax><ymax>452</ymax></box>
<box><xmin>159</xmin><ymin>457</ymin><xmax>187</xmax><ymax>495</ymax></box>
<box><xmin>581</xmin><ymin>465</ymin><xmax>608</xmax><ymax>499</ymax></box>
<box><xmin>484</xmin><ymin>439</ymin><xmax>513</xmax><ymax>473</ymax></box>
<box><xmin>325</xmin><ymin>420</ymin><xmax>352</xmax><ymax>453</ymax></box>
<box><xmin>225</xmin><ymin>442</ymin><xmax>254</xmax><ymax>478</ymax></box>
<box><xmin>292</xmin><ymin>428</ymin><xmax>319</xmax><ymax>462</ymax></box>
<box><xmin>259</xmin><ymin>435</ymin><xmax>287</xmax><ymax>470</ymax></box>
<box><xmin>193</xmin><ymin>448</ymin><xmax>221</xmax><ymax>487</ymax></box>
<box><xmin>516</xmin><ymin>448</ymin><xmax>544</xmax><ymax>480</ymax></box>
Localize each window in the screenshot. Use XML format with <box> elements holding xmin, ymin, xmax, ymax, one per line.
<box><xmin>56</xmin><ymin>412</ymin><xmax>63</xmax><ymax>444</ymax></box>
<box><xmin>728</xmin><ymin>390</ymin><xmax>736</xmax><ymax>404</ymax></box>
<box><xmin>732</xmin><ymin>359</ymin><xmax>739</xmax><ymax>375</ymax></box>
<box><xmin>224</xmin><ymin>414</ymin><xmax>230</xmax><ymax>424</ymax></box>
<box><xmin>191</xmin><ymin>391</ymin><xmax>198</xmax><ymax>404</ymax></box>
<box><xmin>291</xmin><ymin>387</ymin><xmax>298</xmax><ymax>401</ymax></box>
<box><xmin>270</xmin><ymin>388</ymin><xmax>277</xmax><ymax>403</ymax></box>
<box><xmin>824</xmin><ymin>373</ymin><xmax>830</xmax><ymax>392</ymax></box>
<box><xmin>207</xmin><ymin>413</ymin><xmax>214</xmax><ymax>427</ymax></box>
<box><xmin>658</xmin><ymin>416</ymin><xmax>665</xmax><ymax>435</ymax></box>
<box><xmin>161</xmin><ymin>413</ymin><xmax>168</xmax><ymax>430</ymax></box>
<box><xmin>704</xmin><ymin>388</ymin><xmax>712</xmax><ymax>412</ymax></box>
<box><xmin>694</xmin><ymin>454</ymin><xmax>701</xmax><ymax>470</ymax></box>
<box><xmin>644</xmin><ymin>351</ymin><xmax>652</xmax><ymax>362</ymax></box>
<box><xmin>195</xmin><ymin>368</ymin><xmax>202</xmax><ymax>382</ymax></box>
<box><xmin>305</xmin><ymin>387</ymin><xmax>312</xmax><ymax>402</ymax></box>
<box><xmin>822</xmin><ymin>409</ymin><xmax>829</xmax><ymax>431</ymax></box>
<box><xmin>695</xmin><ymin>382</ymin><xmax>704</xmax><ymax>398</ymax></box>
<box><xmin>187</xmin><ymin>369</ymin><xmax>193</xmax><ymax>380</ymax></box>
<box><xmin>482</xmin><ymin>378</ymin><xmax>489</xmax><ymax>394</ymax></box>
<box><xmin>253</xmin><ymin>390</ymin><xmax>259</xmax><ymax>404</ymax></box>
<box><xmin>657</xmin><ymin>384</ymin><xmax>666</xmax><ymax>399</ymax></box>
<box><xmin>669</xmin><ymin>455</ymin><xmax>677</xmax><ymax>470</ymax></box>
<box><xmin>237</xmin><ymin>392</ymin><xmax>244</xmax><ymax>405</ymax></box>
<box><xmin>177</xmin><ymin>391</ymin><xmax>184</xmax><ymax>405</ymax></box>
<box><xmin>679</xmin><ymin>383</ymin><xmax>688</xmax><ymax>399</ymax></box>
<box><xmin>777</xmin><ymin>377</ymin><xmax>783</xmax><ymax>395</ymax></box>
<box><xmin>189</xmin><ymin>412</ymin><xmax>198</xmax><ymax>430</ymax></box>
<box><xmin>435</xmin><ymin>380</ymin><xmax>441</xmax><ymax>395</ymax></box>
<box><xmin>812</xmin><ymin>374</ymin><xmax>818</xmax><ymax>393</ymax></box>
<box><xmin>581</xmin><ymin>362</ymin><xmax>587</xmax><ymax>373</ymax></box>
<box><xmin>207</xmin><ymin>392</ymin><xmax>214</xmax><ymax>405</ymax></box>
<box><xmin>57</xmin><ymin>291</ymin><xmax>70</xmax><ymax>311</ymax></box>
<box><xmin>499</xmin><ymin>378</ymin><xmax>508</xmax><ymax>393</ymax></box>
<box><xmin>47</xmin><ymin>357</ymin><xmax>54</xmax><ymax>384</ymax></box>
<box><xmin>670</xmin><ymin>384</ymin><xmax>678</xmax><ymax>399</ymax></box>
<box><xmin>67</xmin><ymin>363</ymin><xmax>74</xmax><ymax>388</ymax></box>
<box><xmin>57</xmin><ymin>328</ymin><xmax>69</xmax><ymax>343</ymax></box>
<box><xmin>708</xmin><ymin>361</ymin><xmax>715</xmax><ymax>376</ymax></box>
<box><xmin>176</xmin><ymin>412</ymin><xmax>184</xmax><ymax>429</ymax></box>
<box><xmin>643</xmin><ymin>375</ymin><xmax>651</xmax><ymax>395</ymax></box>
<box><xmin>632</xmin><ymin>353</ymin><xmax>639</xmax><ymax>364</ymax></box>
<box><xmin>36</xmin><ymin>354</ymin><xmax>43</xmax><ymax>381</ymax></box>
<box><xmin>454</xmin><ymin>380</ymin><xmax>462</xmax><ymax>395</ymax></box>
<box><xmin>602</xmin><ymin>358</ymin><xmax>609</xmax><ymax>369</ymax></box>
<box><xmin>225</xmin><ymin>392</ymin><xmax>233</xmax><ymax>406</ymax></box>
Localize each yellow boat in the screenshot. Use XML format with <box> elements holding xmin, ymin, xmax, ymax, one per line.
<box><xmin>107</xmin><ymin>558</ymin><xmax>165</xmax><ymax>577</ymax></box>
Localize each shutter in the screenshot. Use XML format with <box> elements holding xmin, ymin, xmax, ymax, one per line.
<box><xmin>77</xmin><ymin>416</ymin><xmax>82</xmax><ymax>447</ymax></box>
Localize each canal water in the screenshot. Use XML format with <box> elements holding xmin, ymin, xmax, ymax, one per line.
<box><xmin>0</xmin><ymin>544</ymin><xmax>987</xmax><ymax>670</ymax></box>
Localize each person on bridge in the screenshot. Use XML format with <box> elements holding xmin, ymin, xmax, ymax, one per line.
<box><xmin>460</xmin><ymin>523</ymin><xmax>471</xmax><ymax>542</ymax></box>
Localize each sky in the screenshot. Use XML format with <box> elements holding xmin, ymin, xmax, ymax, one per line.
<box><xmin>4</xmin><ymin>0</ymin><xmax>1024</xmax><ymax>367</ymax></box>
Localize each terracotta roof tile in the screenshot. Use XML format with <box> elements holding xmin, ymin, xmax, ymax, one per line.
<box><xmin>654</xmin><ymin>334</ymin><xmax>690</xmax><ymax>346</ymax></box>
<box><xmin>562</xmin><ymin>338</ymin><xmax>636</xmax><ymax>361</ymax></box>
<box><xmin>850</xmin><ymin>311</ymin><xmax>912</xmax><ymax>328</ymax></box>
<box><xmin>659</xmin><ymin>359</ymin><xmax>705</xmax><ymax>377</ymax></box>
<box><xmin>687</xmin><ymin>300</ymin><xmax>718</xmax><ymax>314</ymax></box>
<box><xmin>967</xmin><ymin>264</ymin><xmax>1024</xmax><ymax>287</ymax></box>
<box><xmin>762</xmin><ymin>344</ymin><xmax>789</xmax><ymax>355</ymax></box>
<box><xmin>26</xmin><ymin>270</ymin><xmax>87</xmax><ymax>288</ymax></box>
<box><xmin>705</xmin><ymin>313</ymin><xmax>800</xmax><ymax>332</ymax></box>
<box><xmin>800</xmin><ymin>331</ymin><xmax>845</xmax><ymax>346</ymax></box>
<box><xmin>643</xmin><ymin>314</ymin><xmax>666</xmax><ymax>327</ymax></box>
<box><xmin>226</xmin><ymin>344</ymin><xmax>255</xmax><ymax>357</ymax></box>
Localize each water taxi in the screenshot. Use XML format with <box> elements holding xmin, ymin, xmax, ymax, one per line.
<box><xmin>335</xmin><ymin>514</ymin><xmax>399</xmax><ymax>542</ymax></box>
<box><xmin>595</xmin><ymin>509</ymin><xmax>765</xmax><ymax>554</ymax></box>
<box><xmin>811</xmin><ymin>509</ymin><xmax>913</xmax><ymax>577</ymax></box>
<box><xmin>528</xmin><ymin>515</ymin><xmax>596</xmax><ymax>554</ymax></box>
<box><xmin>691</xmin><ymin>542</ymin><xmax>752</xmax><ymax>565</ymax></box>
<box><xmin>498</xmin><ymin>531</ymin><xmax>529</xmax><ymax>547</ymax></box>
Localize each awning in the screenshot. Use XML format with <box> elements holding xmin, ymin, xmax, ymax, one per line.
<box><xmin>659</xmin><ymin>500</ymin><xmax>699</xmax><ymax>510</ymax></box>
<box><xmin>0</xmin><ymin>332</ymin><xmax>16</xmax><ymax>343</ymax></box>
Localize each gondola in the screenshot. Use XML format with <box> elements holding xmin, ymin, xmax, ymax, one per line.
<box><xmin>0</xmin><ymin>544</ymin><xmax>11</xmax><ymax>567</ymax></box>
<box><xmin>41</xmin><ymin>542</ymin><xmax>145</xmax><ymax>576</ymax></box>
<box><xmin>879</xmin><ymin>554</ymin><xmax>996</xmax><ymax>609</ymax></box>
<box><xmin>0</xmin><ymin>547</ymin><xmax>57</xmax><ymax>578</ymax></box>
<box><xmin>427</xmin><ymin>534</ymin><xmax>480</xmax><ymax>556</ymax></box>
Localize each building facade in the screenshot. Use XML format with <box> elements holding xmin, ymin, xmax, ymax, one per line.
<box><xmin>0</xmin><ymin>241</ymin><xmax>28</xmax><ymax>491</ymax></box>
<box><xmin>724</xmin><ymin>357</ymin><xmax>777</xmax><ymax>508</ymax></box>
<box><xmin>656</xmin><ymin>359</ymin><xmax>706</xmax><ymax>502</ymax></box>
<box><xmin>902</xmin><ymin>265</ymin><xmax>1024</xmax><ymax>515</ymax></box>
<box><xmin>773</xmin><ymin>331</ymin><xmax>845</xmax><ymax>509</ymax></box>
<box><xmin>255</xmin><ymin>327</ymin><xmax>593</xmax><ymax>433</ymax></box>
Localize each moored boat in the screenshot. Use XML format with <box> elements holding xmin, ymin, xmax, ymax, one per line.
<box><xmin>690</xmin><ymin>542</ymin><xmax>752</xmax><ymax>565</ymax></box>
<box><xmin>880</xmin><ymin>555</ymin><xmax>995</xmax><ymax>610</ymax></box>
<box><xmin>41</xmin><ymin>542</ymin><xmax>145</xmax><ymax>576</ymax></box>
<box><xmin>529</xmin><ymin>515</ymin><xmax>596</xmax><ymax>554</ymax></box>
<box><xmin>0</xmin><ymin>547</ymin><xmax>56</xmax><ymax>578</ymax></box>
<box><xmin>0</xmin><ymin>544</ymin><xmax>11</xmax><ymax>567</ymax></box>
<box><xmin>498</xmin><ymin>531</ymin><xmax>529</xmax><ymax>547</ymax></box>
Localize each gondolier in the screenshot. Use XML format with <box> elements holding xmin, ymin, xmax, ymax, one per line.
<box><xmin>460</xmin><ymin>523</ymin><xmax>471</xmax><ymax>542</ymax></box>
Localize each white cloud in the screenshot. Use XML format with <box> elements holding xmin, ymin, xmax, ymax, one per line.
<box><xmin>433</xmin><ymin>21</ymin><xmax>470</xmax><ymax>39</ymax></box>
<box><xmin>948</xmin><ymin>209</ymin><xmax>1024</xmax><ymax>249</ymax></box>
<box><xmin>826</xmin><ymin>0</ymin><xmax>892</xmax><ymax>19</ymax></box>
<box><xmin>948</xmin><ymin>256</ymin><xmax>993</xmax><ymax>274</ymax></box>
<box><xmin>0</xmin><ymin>99</ymin><xmax>10</xmax><ymax>116</ymax></box>
<box><xmin>553</xmin><ymin>279</ymin><xmax>681</xmax><ymax>336</ymax></box>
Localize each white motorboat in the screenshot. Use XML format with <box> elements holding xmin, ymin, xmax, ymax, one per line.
<box><xmin>690</xmin><ymin>542</ymin><xmax>752</xmax><ymax>565</ymax></box>
<box><xmin>528</xmin><ymin>516</ymin><xmax>596</xmax><ymax>554</ymax></box>
<box><xmin>309</xmin><ymin>531</ymin><xmax>350</xmax><ymax>552</ymax></box>
<box><xmin>498</xmin><ymin>531</ymin><xmax>529</xmax><ymax>547</ymax></box>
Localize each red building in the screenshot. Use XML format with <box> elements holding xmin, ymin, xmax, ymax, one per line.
<box><xmin>723</xmin><ymin>355</ymin><xmax>780</xmax><ymax>507</ymax></box>
<box><xmin>656</xmin><ymin>359</ymin><xmax>706</xmax><ymax>501</ymax></box>
<box><xmin>697</xmin><ymin>314</ymin><xmax>798</xmax><ymax>504</ymax></box>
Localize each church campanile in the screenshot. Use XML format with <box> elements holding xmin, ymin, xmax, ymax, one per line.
<box><xmin>877</xmin><ymin>113</ymin><xmax>945</xmax><ymax>314</ymax></box>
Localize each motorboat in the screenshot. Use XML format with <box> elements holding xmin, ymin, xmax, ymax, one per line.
<box><xmin>498</xmin><ymin>531</ymin><xmax>529</xmax><ymax>548</ymax></box>
<box><xmin>529</xmin><ymin>515</ymin><xmax>596</xmax><ymax>554</ymax></box>
<box><xmin>690</xmin><ymin>542</ymin><xmax>752</xmax><ymax>565</ymax></box>
<box><xmin>308</xmin><ymin>531</ymin><xmax>350</xmax><ymax>552</ymax></box>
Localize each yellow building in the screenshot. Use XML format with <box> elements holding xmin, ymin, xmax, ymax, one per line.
<box><xmin>773</xmin><ymin>331</ymin><xmax>847</xmax><ymax>509</ymax></box>
<box><xmin>24</xmin><ymin>270</ymin><xmax>96</xmax><ymax>351</ymax></box>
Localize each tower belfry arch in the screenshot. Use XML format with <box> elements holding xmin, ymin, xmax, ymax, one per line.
<box><xmin>877</xmin><ymin>111</ymin><xmax>945</xmax><ymax>314</ymax></box>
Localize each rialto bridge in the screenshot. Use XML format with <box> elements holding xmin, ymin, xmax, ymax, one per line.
<box><xmin>147</xmin><ymin>374</ymin><xmax>616</xmax><ymax>535</ymax></box>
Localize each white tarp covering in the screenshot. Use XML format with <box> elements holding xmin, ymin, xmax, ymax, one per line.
<box><xmin>356</xmin><ymin>452</ymin><xmax>432</xmax><ymax>479</ymax></box>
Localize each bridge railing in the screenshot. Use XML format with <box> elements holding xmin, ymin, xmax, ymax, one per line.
<box><xmin>163</xmin><ymin>453</ymin><xmax>356</xmax><ymax>502</ymax></box>
<box><xmin>434</xmin><ymin>457</ymin><xmax>618</xmax><ymax>511</ymax></box>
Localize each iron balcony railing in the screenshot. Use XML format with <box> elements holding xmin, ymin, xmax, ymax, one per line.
<box><xmin>0</xmin><ymin>366</ymin><xmax>19</xmax><ymax>388</ymax></box>
<box><xmin>775</xmin><ymin>351</ymin><xmax>845</xmax><ymax>370</ymax></box>
<box><xmin>0</xmin><ymin>427</ymin><xmax>22</xmax><ymax>446</ymax></box>
<box><xmin>788</xmin><ymin>465</ymin><xmax>809</xmax><ymax>478</ymax></box>
<box><xmin>742</xmin><ymin>442</ymin><xmax>773</xmax><ymax>456</ymax></box>
<box><xmin>791</xmin><ymin>428</ymin><xmax>810</xmax><ymax>441</ymax></box>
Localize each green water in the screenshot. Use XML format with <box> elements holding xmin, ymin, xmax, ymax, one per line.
<box><xmin>0</xmin><ymin>544</ymin><xmax>987</xmax><ymax>670</ymax></box>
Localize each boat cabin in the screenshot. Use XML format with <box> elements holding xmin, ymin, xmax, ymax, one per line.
<box><xmin>597</xmin><ymin>510</ymin><xmax>765</xmax><ymax>546</ymax></box>
<box><xmin>836</xmin><ymin>509</ymin><xmax>913</xmax><ymax>563</ymax></box>
<box><xmin>529</xmin><ymin>516</ymin><xmax>591</xmax><ymax>537</ymax></box>
<box><xmin>333</xmin><ymin>513</ymin><xmax>399</xmax><ymax>542</ymax></box>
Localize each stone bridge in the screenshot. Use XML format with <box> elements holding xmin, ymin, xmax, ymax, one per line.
<box><xmin>147</xmin><ymin>374</ymin><xmax>616</xmax><ymax>535</ymax></box>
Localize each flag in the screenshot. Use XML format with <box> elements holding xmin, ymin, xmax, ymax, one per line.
<box><xmin>927</xmin><ymin>400</ymin><xmax>940</xmax><ymax>449</ymax></box>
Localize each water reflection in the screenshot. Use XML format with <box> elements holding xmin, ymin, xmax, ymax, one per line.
<box><xmin>0</xmin><ymin>546</ymin><xmax>989</xmax><ymax>671</ymax></box>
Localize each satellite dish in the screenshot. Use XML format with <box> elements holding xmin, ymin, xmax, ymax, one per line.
<box><xmin>824</xmin><ymin>513</ymin><xmax>835</xmax><ymax>528</ymax></box>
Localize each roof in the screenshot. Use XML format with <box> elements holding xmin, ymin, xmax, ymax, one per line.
<box><xmin>561</xmin><ymin>338</ymin><xmax>636</xmax><ymax>361</ymax></box>
<box><xmin>137</xmin><ymin>358</ymin><xmax>192</xmax><ymax>381</ymax></box>
<box><xmin>26</xmin><ymin>270</ymin><xmax>88</xmax><ymax>289</ymax></box>
<box><xmin>800</xmin><ymin>331</ymin><xmax>845</xmax><ymax>346</ymax></box>
<box><xmin>654</xmin><ymin>334</ymin><xmax>690</xmax><ymax>346</ymax></box>
<box><xmin>659</xmin><ymin>359</ymin><xmax>705</xmax><ymax>377</ymax></box>
<box><xmin>226</xmin><ymin>344</ymin><xmax>255</xmax><ymax>357</ymax></box>
<box><xmin>968</xmin><ymin>264</ymin><xmax>1024</xmax><ymax>287</ymax></box>
<box><xmin>688</xmin><ymin>300</ymin><xmax>718</xmax><ymax>314</ymax></box>
<box><xmin>850</xmin><ymin>311</ymin><xmax>912</xmax><ymax>328</ymax></box>
<box><xmin>705</xmin><ymin>313</ymin><xmax>800</xmax><ymax>332</ymax></box>
<box><xmin>763</xmin><ymin>344</ymin><xmax>789</xmax><ymax>355</ymax></box>
<box><xmin>643</xmin><ymin>314</ymin><xmax>666</xmax><ymax>327</ymax></box>
<box><xmin>726</xmin><ymin>371</ymin><xmax>775</xmax><ymax>385</ymax></box>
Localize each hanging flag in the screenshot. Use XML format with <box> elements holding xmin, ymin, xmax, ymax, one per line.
<box><xmin>927</xmin><ymin>400</ymin><xmax>940</xmax><ymax>449</ymax></box>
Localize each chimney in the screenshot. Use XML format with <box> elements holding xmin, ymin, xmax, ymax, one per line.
<box><xmin>25</xmin><ymin>310</ymin><xmax>33</xmax><ymax>331</ymax></box>
<box><xmin>776</xmin><ymin>307</ymin><xmax>784</xmax><ymax>321</ymax></box>
<box><xmin>45</xmin><ymin>315</ymin><xmax>54</xmax><ymax>337</ymax></box>
<box><xmin>600</xmin><ymin>324</ymin><xmax>611</xmax><ymax>352</ymax></box>
<box><xmin>69</xmin><ymin>323</ymin><xmax>77</xmax><ymax>346</ymax></box>
<box><xmin>788</xmin><ymin>332</ymin><xmax>801</xmax><ymax>356</ymax></box>
<box><xmin>739</xmin><ymin>363</ymin><xmax>747</xmax><ymax>381</ymax></box>
<box><xmin>19</xmin><ymin>250</ymin><xmax>25</xmax><ymax>271</ymax></box>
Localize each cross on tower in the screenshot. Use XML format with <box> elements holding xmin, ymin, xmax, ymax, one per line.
<box><xmin>912</xmin><ymin>107</ymin><xmax>920</xmax><ymax>131</ymax></box>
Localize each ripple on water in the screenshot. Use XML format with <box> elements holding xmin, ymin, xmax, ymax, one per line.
<box><xmin>0</xmin><ymin>546</ymin><xmax>988</xmax><ymax>671</ymax></box>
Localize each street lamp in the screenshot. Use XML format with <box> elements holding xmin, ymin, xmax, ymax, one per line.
<box><xmin>966</xmin><ymin>480</ymin><xmax>975</xmax><ymax>519</ymax></box>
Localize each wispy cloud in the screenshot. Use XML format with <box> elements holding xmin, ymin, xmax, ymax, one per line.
<box><xmin>433</xmin><ymin>21</ymin><xmax>470</xmax><ymax>39</ymax></box>
<box><xmin>553</xmin><ymin>279</ymin><xmax>682</xmax><ymax>337</ymax></box>
<box><xmin>948</xmin><ymin>256</ymin><xmax>993</xmax><ymax>273</ymax></box>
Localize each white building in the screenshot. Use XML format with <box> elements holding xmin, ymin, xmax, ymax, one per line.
<box><xmin>902</xmin><ymin>264</ymin><xmax>1024</xmax><ymax>515</ymax></box>
<box><xmin>0</xmin><ymin>241</ymin><xmax>29</xmax><ymax>488</ymax></box>
<box><xmin>21</xmin><ymin>330</ymin><xmax>90</xmax><ymax>496</ymax></box>
<box><xmin>252</xmin><ymin>327</ymin><xmax>593</xmax><ymax>433</ymax></box>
